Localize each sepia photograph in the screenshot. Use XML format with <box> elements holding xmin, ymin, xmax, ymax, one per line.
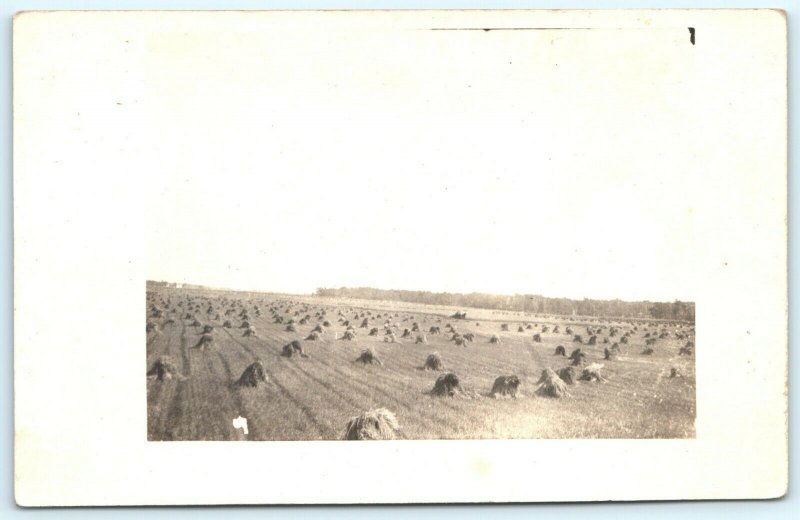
<box><xmin>14</xmin><ymin>9</ymin><xmax>787</xmax><ymax>505</ymax></box>
<box><xmin>141</xmin><ymin>10</ymin><xmax>703</xmax><ymax>442</ymax></box>
<box><xmin>146</xmin><ymin>287</ymin><xmax>695</xmax><ymax>441</ymax></box>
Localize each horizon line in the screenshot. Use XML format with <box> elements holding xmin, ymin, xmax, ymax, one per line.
<box><xmin>145</xmin><ymin>279</ymin><xmax>695</xmax><ymax>305</ymax></box>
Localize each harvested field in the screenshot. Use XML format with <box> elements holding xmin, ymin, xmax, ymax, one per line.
<box><xmin>147</xmin><ymin>286</ymin><xmax>696</xmax><ymax>440</ymax></box>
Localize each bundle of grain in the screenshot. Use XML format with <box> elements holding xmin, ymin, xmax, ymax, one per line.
<box><xmin>489</xmin><ymin>334</ymin><xmax>501</xmax><ymax>344</ymax></box>
<box><xmin>554</xmin><ymin>345</ymin><xmax>566</xmax><ymax>356</ymax></box>
<box><xmin>341</xmin><ymin>330</ymin><xmax>356</xmax><ymax>341</ymax></box>
<box><xmin>233</xmin><ymin>360</ymin><xmax>268</xmax><ymax>387</ymax></box>
<box><xmin>642</xmin><ymin>347</ymin><xmax>654</xmax><ymax>355</ymax></box>
<box><xmin>490</xmin><ymin>375</ymin><xmax>521</xmax><ymax>398</ymax></box>
<box><xmin>282</xmin><ymin>340</ymin><xmax>308</xmax><ymax>358</ymax></box>
<box><xmin>535</xmin><ymin>368</ymin><xmax>569</xmax><ymax>398</ymax></box>
<box><xmin>242</xmin><ymin>327</ymin><xmax>257</xmax><ymax>337</ymax></box>
<box><xmin>202</xmin><ymin>324</ymin><xmax>214</xmax><ymax>334</ymax></box>
<box><xmin>355</xmin><ymin>348</ymin><xmax>382</xmax><ymax>365</ymax></box>
<box><xmin>223</xmin><ymin>320</ymin><xmax>232</xmax><ymax>328</ymax></box>
<box><xmin>569</xmin><ymin>348</ymin><xmax>586</xmax><ymax>366</ymax></box>
<box><xmin>573</xmin><ymin>334</ymin><xmax>583</xmax><ymax>343</ymax></box>
<box><xmin>423</xmin><ymin>352</ymin><xmax>443</xmax><ymax>370</ymax></box>
<box><xmin>604</xmin><ymin>347</ymin><xmax>618</xmax><ymax>360</ymax></box>
<box><xmin>343</xmin><ymin>408</ymin><xmax>400</xmax><ymax>440</ymax></box>
<box><xmin>556</xmin><ymin>366</ymin><xmax>576</xmax><ymax>385</ymax></box>
<box><xmin>443</xmin><ymin>334</ymin><xmax>460</xmax><ymax>347</ymax></box>
<box><xmin>579</xmin><ymin>363</ymin><xmax>607</xmax><ymax>382</ymax></box>
<box><xmin>416</xmin><ymin>334</ymin><xmax>427</xmax><ymax>344</ymax></box>
<box><xmin>533</xmin><ymin>333</ymin><xmax>542</xmax><ymax>343</ymax></box>
<box><xmin>368</xmin><ymin>327</ymin><xmax>379</xmax><ymax>336</ymax></box>
<box><xmin>431</xmin><ymin>372</ymin><xmax>463</xmax><ymax>396</ymax></box>
<box><xmin>147</xmin><ymin>356</ymin><xmax>184</xmax><ymax>381</ymax></box>
<box><xmin>500</xmin><ymin>324</ymin><xmax>509</xmax><ymax>331</ymax></box>
<box><xmin>193</xmin><ymin>333</ymin><xmax>214</xmax><ymax>350</ymax></box>
<box><xmin>286</xmin><ymin>323</ymin><xmax>297</xmax><ymax>332</ymax></box>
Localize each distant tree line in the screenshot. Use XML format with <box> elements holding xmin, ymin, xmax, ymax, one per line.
<box><xmin>147</xmin><ymin>280</ymin><xmax>218</xmax><ymax>291</ymax></box>
<box><xmin>314</xmin><ymin>287</ymin><xmax>695</xmax><ymax>322</ymax></box>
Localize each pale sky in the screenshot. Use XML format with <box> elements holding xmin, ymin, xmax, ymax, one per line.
<box><xmin>144</xmin><ymin>18</ymin><xmax>699</xmax><ymax>301</ymax></box>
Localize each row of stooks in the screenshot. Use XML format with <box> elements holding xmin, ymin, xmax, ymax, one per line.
<box><xmin>146</xmin><ymin>349</ymin><xmax>631</xmax><ymax>441</ymax></box>
<box><xmin>148</xmin><ymin>292</ymin><xmax>693</xmax><ymax>338</ymax></box>
<box><xmin>148</xmin><ymin>313</ymin><xmax>694</xmax><ymax>356</ymax></box>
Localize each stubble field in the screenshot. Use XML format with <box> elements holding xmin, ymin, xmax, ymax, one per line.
<box><xmin>146</xmin><ymin>287</ymin><xmax>695</xmax><ymax>441</ymax></box>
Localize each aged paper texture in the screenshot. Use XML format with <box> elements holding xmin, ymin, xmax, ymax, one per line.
<box><xmin>14</xmin><ymin>10</ymin><xmax>787</xmax><ymax>505</ymax></box>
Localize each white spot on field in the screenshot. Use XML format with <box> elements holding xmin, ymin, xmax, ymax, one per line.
<box><xmin>232</xmin><ymin>416</ymin><xmax>248</xmax><ymax>435</ymax></box>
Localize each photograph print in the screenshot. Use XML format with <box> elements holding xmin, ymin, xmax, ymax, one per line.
<box><xmin>144</xmin><ymin>11</ymin><xmax>701</xmax><ymax>442</ymax></box>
